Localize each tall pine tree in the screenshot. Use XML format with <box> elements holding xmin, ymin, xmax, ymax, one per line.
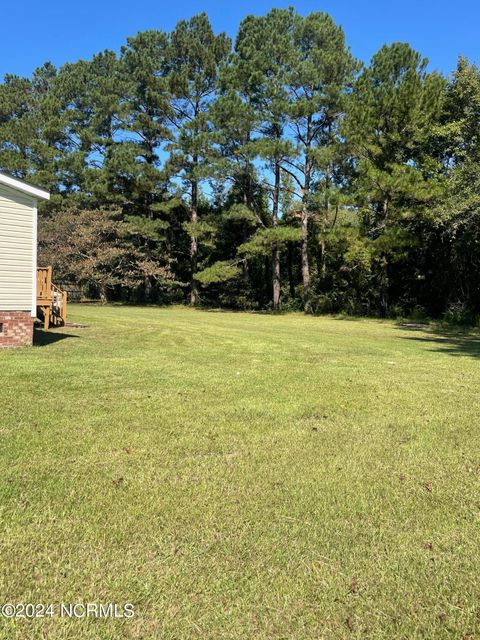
<box><xmin>166</xmin><ymin>13</ymin><xmax>231</xmax><ymax>305</ymax></box>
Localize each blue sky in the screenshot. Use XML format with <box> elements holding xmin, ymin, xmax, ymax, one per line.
<box><xmin>1</xmin><ymin>0</ymin><xmax>478</xmax><ymax>79</ymax></box>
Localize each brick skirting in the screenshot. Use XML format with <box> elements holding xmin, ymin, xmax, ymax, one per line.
<box><xmin>0</xmin><ymin>311</ymin><xmax>33</xmax><ymax>347</ymax></box>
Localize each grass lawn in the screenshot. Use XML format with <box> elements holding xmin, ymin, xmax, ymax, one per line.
<box><xmin>1</xmin><ymin>305</ymin><xmax>480</xmax><ymax>639</ymax></box>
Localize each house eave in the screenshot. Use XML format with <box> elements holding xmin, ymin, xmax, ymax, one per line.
<box><xmin>0</xmin><ymin>172</ymin><xmax>50</xmax><ymax>201</ymax></box>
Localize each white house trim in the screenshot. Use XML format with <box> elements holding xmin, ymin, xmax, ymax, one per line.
<box><xmin>0</xmin><ymin>172</ymin><xmax>50</xmax><ymax>201</ymax></box>
<box><xmin>32</xmin><ymin>200</ymin><xmax>38</xmax><ymax>317</ymax></box>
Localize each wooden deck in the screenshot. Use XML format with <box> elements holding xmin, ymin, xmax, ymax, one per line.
<box><xmin>36</xmin><ymin>267</ymin><xmax>67</xmax><ymax>329</ymax></box>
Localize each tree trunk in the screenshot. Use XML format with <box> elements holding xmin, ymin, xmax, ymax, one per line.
<box><xmin>273</xmin><ymin>249</ymin><xmax>281</xmax><ymax>311</ymax></box>
<box><xmin>301</xmin><ymin>118</ymin><xmax>312</xmax><ymax>312</ymax></box>
<box><xmin>190</xmin><ymin>177</ymin><xmax>199</xmax><ymax>306</ymax></box>
<box><xmin>301</xmin><ymin>205</ymin><xmax>310</xmax><ymax>311</ymax></box>
<box><xmin>99</xmin><ymin>284</ymin><xmax>108</xmax><ymax>305</ymax></box>
<box><xmin>190</xmin><ymin>99</ymin><xmax>201</xmax><ymax>307</ymax></box>
<box><xmin>319</xmin><ymin>234</ymin><xmax>326</xmax><ymax>279</ymax></box>
<box><xmin>144</xmin><ymin>276</ymin><xmax>152</xmax><ymax>303</ymax></box>
<box><xmin>287</xmin><ymin>242</ymin><xmax>295</xmax><ymax>299</ymax></box>
<box><xmin>272</xmin><ymin>159</ymin><xmax>281</xmax><ymax>311</ymax></box>
<box><xmin>379</xmin><ymin>258</ymin><xmax>389</xmax><ymax>317</ymax></box>
<box><xmin>301</xmin><ymin>178</ymin><xmax>311</xmax><ymax>311</ymax></box>
<box><xmin>383</xmin><ymin>196</ymin><xmax>389</xmax><ymax>220</ymax></box>
<box><xmin>320</xmin><ymin>173</ymin><xmax>329</xmax><ymax>278</ymax></box>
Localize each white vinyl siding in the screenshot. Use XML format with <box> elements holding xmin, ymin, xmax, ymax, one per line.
<box><xmin>0</xmin><ymin>184</ymin><xmax>35</xmax><ymax>312</ymax></box>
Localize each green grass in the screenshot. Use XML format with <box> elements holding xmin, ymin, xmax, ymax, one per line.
<box><xmin>1</xmin><ymin>305</ymin><xmax>480</xmax><ymax>639</ymax></box>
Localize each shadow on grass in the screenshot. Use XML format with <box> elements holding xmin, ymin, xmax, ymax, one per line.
<box><xmin>397</xmin><ymin>323</ymin><xmax>480</xmax><ymax>359</ymax></box>
<box><xmin>33</xmin><ymin>329</ymin><xmax>79</xmax><ymax>347</ymax></box>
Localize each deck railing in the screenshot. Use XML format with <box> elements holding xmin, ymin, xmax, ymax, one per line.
<box><xmin>37</xmin><ymin>266</ymin><xmax>52</xmax><ymax>304</ymax></box>
<box><xmin>36</xmin><ymin>267</ymin><xmax>67</xmax><ymax>329</ymax></box>
<box><xmin>52</xmin><ymin>282</ymin><xmax>68</xmax><ymax>324</ymax></box>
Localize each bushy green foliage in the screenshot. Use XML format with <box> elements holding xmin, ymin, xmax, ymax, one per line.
<box><xmin>195</xmin><ymin>260</ymin><xmax>242</xmax><ymax>285</ymax></box>
<box><xmin>239</xmin><ymin>226</ymin><xmax>302</xmax><ymax>256</ymax></box>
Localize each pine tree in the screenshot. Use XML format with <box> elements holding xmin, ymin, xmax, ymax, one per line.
<box><xmin>196</xmin><ymin>89</ymin><xmax>267</xmax><ymax>305</ymax></box>
<box><xmin>431</xmin><ymin>58</ymin><xmax>480</xmax><ymax>314</ymax></box>
<box><xmin>284</xmin><ymin>12</ymin><xmax>357</xmax><ymax>310</ymax></box>
<box><xmin>0</xmin><ymin>63</ymin><xmax>71</xmax><ymax>200</ymax></box>
<box><xmin>166</xmin><ymin>13</ymin><xmax>231</xmax><ymax>305</ymax></box>
<box><xmin>119</xmin><ymin>30</ymin><xmax>171</xmax><ymax>218</ymax></box>
<box><xmin>233</xmin><ymin>9</ymin><xmax>298</xmax><ymax>310</ymax></box>
<box><xmin>119</xmin><ymin>31</ymin><xmax>176</xmax><ymax>300</ymax></box>
<box><xmin>343</xmin><ymin>43</ymin><xmax>445</xmax><ymax>314</ymax></box>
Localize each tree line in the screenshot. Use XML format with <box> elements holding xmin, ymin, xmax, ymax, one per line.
<box><xmin>1</xmin><ymin>8</ymin><xmax>479</xmax><ymax>320</ymax></box>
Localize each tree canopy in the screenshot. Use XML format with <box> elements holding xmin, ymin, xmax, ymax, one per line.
<box><xmin>1</xmin><ymin>9</ymin><xmax>479</xmax><ymax>321</ymax></box>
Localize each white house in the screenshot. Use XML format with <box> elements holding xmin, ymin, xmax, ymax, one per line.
<box><xmin>0</xmin><ymin>173</ymin><xmax>50</xmax><ymax>347</ymax></box>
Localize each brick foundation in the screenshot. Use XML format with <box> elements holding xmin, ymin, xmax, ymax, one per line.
<box><xmin>0</xmin><ymin>311</ymin><xmax>33</xmax><ymax>348</ymax></box>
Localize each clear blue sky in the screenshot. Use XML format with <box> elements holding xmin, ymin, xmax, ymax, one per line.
<box><xmin>1</xmin><ymin>0</ymin><xmax>478</xmax><ymax>78</ymax></box>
